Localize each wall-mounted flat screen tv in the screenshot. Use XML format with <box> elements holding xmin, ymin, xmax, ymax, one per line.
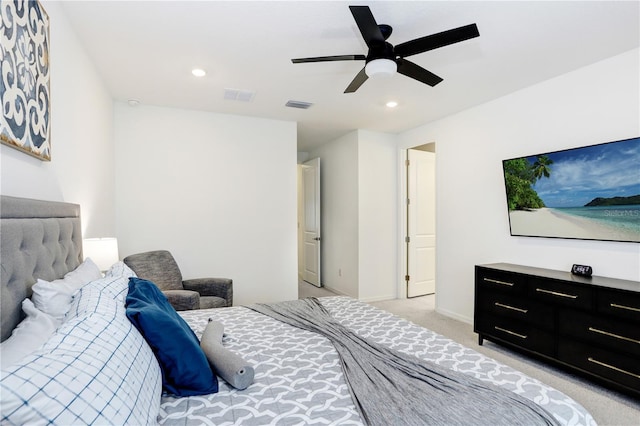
<box><xmin>502</xmin><ymin>136</ymin><xmax>640</xmax><ymax>243</ymax></box>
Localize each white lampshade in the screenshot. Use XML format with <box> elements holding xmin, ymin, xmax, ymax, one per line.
<box><xmin>83</xmin><ymin>238</ymin><xmax>119</xmax><ymax>271</ymax></box>
<box><xmin>365</xmin><ymin>58</ymin><xmax>397</xmax><ymax>77</ymax></box>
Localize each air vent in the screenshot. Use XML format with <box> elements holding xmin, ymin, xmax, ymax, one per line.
<box><xmin>285</xmin><ymin>100</ymin><xmax>313</xmax><ymax>109</ymax></box>
<box><xmin>224</xmin><ymin>88</ymin><xmax>255</xmax><ymax>102</ymax></box>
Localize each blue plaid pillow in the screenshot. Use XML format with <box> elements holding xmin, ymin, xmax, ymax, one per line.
<box><xmin>0</xmin><ymin>276</ymin><xmax>162</xmax><ymax>425</ymax></box>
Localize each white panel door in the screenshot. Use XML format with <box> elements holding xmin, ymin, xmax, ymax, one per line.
<box><xmin>407</xmin><ymin>149</ymin><xmax>436</xmax><ymax>297</ymax></box>
<box><xmin>303</xmin><ymin>158</ymin><xmax>321</xmax><ymax>287</ymax></box>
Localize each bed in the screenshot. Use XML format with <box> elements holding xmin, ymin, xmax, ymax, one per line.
<box><xmin>0</xmin><ymin>195</ymin><xmax>596</xmax><ymax>425</ymax></box>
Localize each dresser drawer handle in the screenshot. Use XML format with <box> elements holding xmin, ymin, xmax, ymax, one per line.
<box><xmin>610</xmin><ymin>303</ymin><xmax>640</xmax><ymax>313</ymax></box>
<box><xmin>495</xmin><ymin>302</ymin><xmax>528</xmax><ymax>314</ymax></box>
<box><xmin>483</xmin><ymin>278</ymin><xmax>514</xmax><ymax>287</ymax></box>
<box><xmin>588</xmin><ymin>327</ymin><xmax>640</xmax><ymax>345</ymax></box>
<box><xmin>494</xmin><ymin>326</ymin><xmax>527</xmax><ymax>339</ymax></box>
<box><xmin>588</xmin><ymin>357</ymin><xmax>640</xmax><ymax>379</ymax></box>
<box><xmin>535</xmin><ymin>288</ymin><xmax>578</xmax><ymax>299</ymax></box>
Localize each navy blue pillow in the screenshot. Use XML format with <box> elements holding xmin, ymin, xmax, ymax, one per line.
<box><xmin>125</xmin><ymin>277</ymin><xmax>218</xmax><ymax>396</ymax></box>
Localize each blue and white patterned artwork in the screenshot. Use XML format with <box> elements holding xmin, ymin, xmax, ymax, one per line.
<box><xmin>0</xmin><ymin>0</ymin><xmax>51</xmax><ymax>161</ymax></box>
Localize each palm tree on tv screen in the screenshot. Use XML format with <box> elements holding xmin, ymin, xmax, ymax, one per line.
<box><xmin>532</xmin><ymin>155</ymin><xmax>553</xmax><ymax>180</ymax></box>
<box><xmin>503</xmin><ymin>155</ymin><xmax>553</xmax><ymax>210</ymax></box>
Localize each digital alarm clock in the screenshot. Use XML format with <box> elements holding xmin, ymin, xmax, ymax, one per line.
<box><xmin>571</xmin><ymin>264</ymin><xmax>593</xmax><ymax>277</ymax></box>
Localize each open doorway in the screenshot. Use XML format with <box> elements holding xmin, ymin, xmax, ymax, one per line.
<box><xmin>405</xmin><ymin>143</ymin><xmax>436</xmax><ymax>298</ymax></box>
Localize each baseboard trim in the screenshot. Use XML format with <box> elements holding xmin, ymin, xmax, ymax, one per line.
<box><xmin>359</xmin><ymin>294</ymin><xmax>397</xmax><ymax>303</ymax></box>
<box><xmin>435</xmin><ymin>306</ymin><xmax>473</xmax><ymax>325</ymax></box>
<box><xmin>319</xmin><ymin>285</ymin><xmax>395</xmax><ymax>304</ymax></box>
<box><xmin>322</xmin><ymin>285</ymin><xmax>348</xmax><ymax>297</ymax></box>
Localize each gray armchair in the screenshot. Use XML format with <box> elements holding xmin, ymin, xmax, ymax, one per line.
<box><xmin>123</xmin><ymin>250</ymin><xmax>232</xmax><ymax>311</ymax></box>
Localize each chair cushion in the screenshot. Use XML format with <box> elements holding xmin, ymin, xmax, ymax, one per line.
<box><xmin>183</xmin><ymin>278</ymin><xmax>233</xmax><ymax>306</ymax></box>
<box><xmin>123</xmin><ymin>250</ymin><xmax>183</xmax><ymax>291</ymax></box>
<box><xmin>164</xmin><ymin>290</ymin><xmax>200</xmax><ymax>311</ymax></box>
<box><xmin>199</xmin><ymin>296</ymin><xmax>228</xmax><ymax>309</ymax></box>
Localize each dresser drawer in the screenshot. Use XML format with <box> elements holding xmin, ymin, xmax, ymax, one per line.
<box><xmin>558</xmin><ymin>340</ymin><xmax>640</xmax><ymax>393</ymax></box>
<box><xmin>559</xmin><ymin>310</ymin><xmax>640</xmax><ymax>357</ymax></box>
<box><xmin>477</xmin><ymin>293</ymin><xmax>554</xmax><ymax>329</ymax></box>
<box><xmin>529</xmin><ymin>277</ymin><xmax>593</xmax><ymax>309</ymax></box>
<box><xmin>477</xmin><ymin>315</ymin><xmax>555</xmax><ymax>356</ymax></box>
<box><xmin>476</xmin><ymin>267</ymin><xmax>527</xmax><ymax>295</ymax></box>
<box><xmin>597</xmin><ymin>289</ymin><xmax>640</xmax><ymax>323</ymax></box>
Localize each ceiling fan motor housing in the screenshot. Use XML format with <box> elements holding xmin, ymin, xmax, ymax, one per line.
<box><xmin>378</xmin><ymin>24</ymin><xmax>393</xmax><ymax>40</ymax></box>
<box><xmin>366</xmin><ymin>42</ymin><xmax>396</xmax><ymax>63</ymax></box>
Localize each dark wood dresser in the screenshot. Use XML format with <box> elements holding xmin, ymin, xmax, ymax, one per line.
<box><xmin>474</xmin><ymin>263</ymin><xmax>640</xmax><ymax>397</ymax></box>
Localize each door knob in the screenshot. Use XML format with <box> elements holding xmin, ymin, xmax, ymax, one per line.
<box><xmin>314</xmin><ymin>237</ymin><xmax>321</xmax><ymax>241</ymax></box>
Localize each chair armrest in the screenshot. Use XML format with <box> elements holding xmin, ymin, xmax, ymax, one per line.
<box><xmin>183</xmin><ymin>278</ymin><xmax>233</xmax><ymax>306</ymax></box>
<box><xmin>163</xmin><ymin>289</ymin><xmax>200</xmax><ymax>311</ymax></box>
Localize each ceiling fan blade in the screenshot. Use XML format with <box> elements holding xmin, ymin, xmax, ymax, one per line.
<box><xmin>349</xmin><ymin>5</ymin><xmax>385</xmax><ymax>47</ymax></box>
<box><xmin>344</xmin><ymin>68</ymin><xmax>368</xmax><ymax>93</ymax></box>
<box><xmin>395</xmin><ymin>24</ymin><xmax>479</xmax><ymax>58</ymax></box>
<box><xmin>397</xmin><ymin>59</ymin><xmax>443</xmax><ymax>87</ymax></box>
<box><xmin>292</xmin><ymin>54</ymin><xmax>366</xmax><ymax>64</ymax></box>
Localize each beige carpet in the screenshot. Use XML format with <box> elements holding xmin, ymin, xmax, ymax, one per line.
<box><xmin>298</xmin><ymin>281</ymin><xmax>640</xmax><ymax>425</ymax></box>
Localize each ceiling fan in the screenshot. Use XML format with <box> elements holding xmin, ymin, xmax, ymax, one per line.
<box><xmin>291</xmin><ymin>5</ymin><xmax>480</xmax><ymax>93</ymax></box>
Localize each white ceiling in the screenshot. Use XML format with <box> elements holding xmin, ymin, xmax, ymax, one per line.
<box><xmin>60</xmin><ymin>1</ymin><xmax>640</xmax><ymax>152</ymax></box>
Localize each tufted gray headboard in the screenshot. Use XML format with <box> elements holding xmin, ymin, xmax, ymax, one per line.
<box><xmin>1</xmin><ymin>195</ymin><xmax>83</xmax><ymax>342</ymax></box>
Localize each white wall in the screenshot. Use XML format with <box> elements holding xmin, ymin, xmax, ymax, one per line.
<box><xmin>357</xmin><ymin>130</ymin><xmax>398</xmax><ymax>302</ymax></box>
<box><xmin>310</xmin><ymin>130</ymin><xmax>398</xmax><ymax>301</ymax></box>
<box><xmin>297</xmin><ymin>164</ymin><xmax>305</xmax><ymax>277</ymax></box>
<box><xmin>113</xmin><ymin>104</ymin><xmax>298</xmax><ymax>305</ymax></box>
<box><xmin>0</xmin><ymin>2</ymin><xmax>115</xmax><ymax>238</ymax></box>
<box><xmin>399</xmin><ymin>48</ymin><xmax>640</xmax><ymax>323</ymax></box>
<box><xmin>310</xmin><ymin>132</ymin><xmax>360</xmax><ymax>297</ymax></box>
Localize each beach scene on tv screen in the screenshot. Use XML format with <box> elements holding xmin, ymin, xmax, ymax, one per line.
<box><xmin>503</xmin><ymin>137</ymin><xmax>640</xmax><ymax>243</ymax></box>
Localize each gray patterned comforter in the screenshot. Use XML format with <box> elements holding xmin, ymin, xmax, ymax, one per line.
<box><xmin>159</xmin><ymin>296</ymin><xmax>596</xmax><ymax>426</ymax></box>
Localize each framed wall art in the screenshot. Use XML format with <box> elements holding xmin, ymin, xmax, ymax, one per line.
<box><xmin>0</xmin><ymin>0</ymin><xmax>51</xmax><ymax>161</ymax></box>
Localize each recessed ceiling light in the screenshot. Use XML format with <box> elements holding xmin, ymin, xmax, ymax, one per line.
<box><xmin>386</xmin><ymin>101</ymin><xmax>398</xmax><ymax>108</ymax></box>
<box><xmin>192</xmin><ymin>68</ymin><xmax>206</xmax><ymax>77</ymax></box>
<box><xmin>127</xmin><ymin>99</ymin><xmax>140</xmax><ymax>107</ymax></box>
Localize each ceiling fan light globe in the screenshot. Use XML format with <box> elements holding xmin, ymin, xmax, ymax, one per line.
<box><xmin>365</xmin><ymin>59</ymin><xmax>397</xmax><ymax>77</ymax></box>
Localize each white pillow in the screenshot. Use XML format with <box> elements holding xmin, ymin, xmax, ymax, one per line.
<box><xmin>31</xmin><ymin>258</ymin><xmax>102</xmax><ymax>321</ymax></box>
<box><xmin>0</xmin><ymin>299</ymin><xmax>59</xmax><ymax>370</ymax></box>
